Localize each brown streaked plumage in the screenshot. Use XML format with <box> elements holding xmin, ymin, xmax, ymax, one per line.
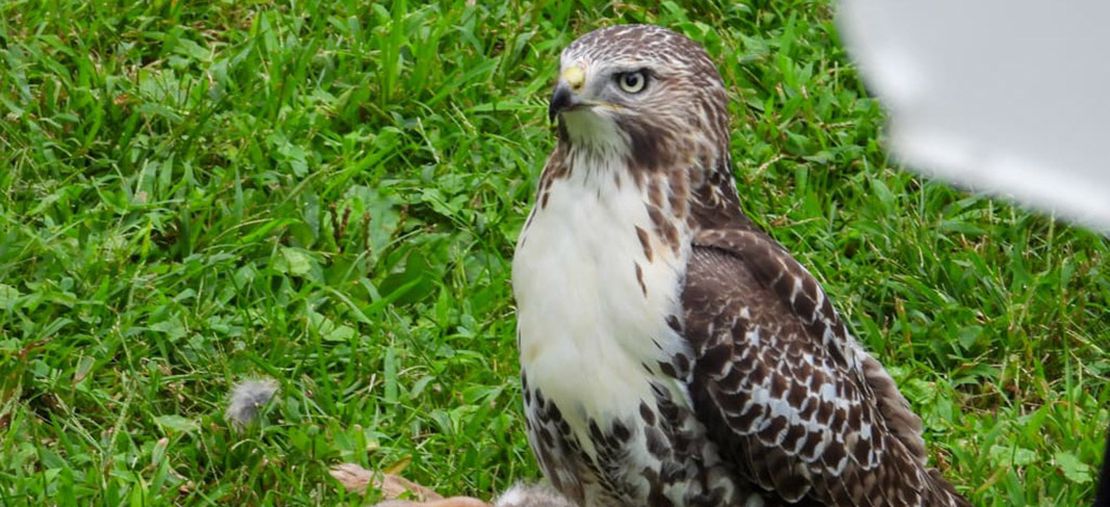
<box><xmin>512</xmin><ymin>24</ymin><xmax>967</xmax><ymax>506</ymax></box>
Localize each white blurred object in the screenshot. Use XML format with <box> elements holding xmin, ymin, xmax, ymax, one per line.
<box><xmin>838</xmin><ymin>1</ymin><xmax>1110</xmax><ymax>233</ymax></box>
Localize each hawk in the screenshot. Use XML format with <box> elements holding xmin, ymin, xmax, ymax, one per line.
<box><xmin>511</xmin><ymin>25</ymin><xmax>968</xmax><ymax>506</ymax></box>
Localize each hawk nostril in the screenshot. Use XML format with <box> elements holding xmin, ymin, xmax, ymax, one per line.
<box><xmin>561</xmin><ymin>65</ymin><xmax>586</xmax><ymax>90</ymax></box>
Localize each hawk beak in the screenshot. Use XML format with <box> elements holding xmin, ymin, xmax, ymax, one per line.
<box><xmin>549</xmin><ymin>64</ymin><xmax>588</xmax><ymax>122</ymax></box>
<box><xmin>549</xmin><ymin>83</ymin><xmax>578</xmax><ymax>122</ymax></box>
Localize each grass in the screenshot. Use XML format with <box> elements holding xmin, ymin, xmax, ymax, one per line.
<box><xmin>0</xmin><ymin>0</ymin><xmax>1107</xmax><ymax>505</ymax></box>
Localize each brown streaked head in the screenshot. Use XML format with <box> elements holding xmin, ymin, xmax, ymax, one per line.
<box><xmin>548</xmin><ymin>24</ymin><xmax>732</xmax><ymax>169</ymax></box>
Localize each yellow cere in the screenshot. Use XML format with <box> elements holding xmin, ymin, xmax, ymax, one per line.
<box><xmin>561</xmin><ymin>64</ymin><xmax>586</xmax><ymax>90</ymax></box>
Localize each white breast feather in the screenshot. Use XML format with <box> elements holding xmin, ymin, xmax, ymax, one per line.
<box><xmin>513</xmin><ymin>151</ymin><xmax>690</xmax><ymax>454</ymax></box>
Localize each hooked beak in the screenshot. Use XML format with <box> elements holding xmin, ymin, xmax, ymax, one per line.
<box><xmin>548</xmin><ymin>83</ymin><xmax>578</xmax><ymax>122</ymax></box>
<box><xmin>548</xmin><ymin>64</ymin><xmax>587</xmax><ymax>122</ymax></box>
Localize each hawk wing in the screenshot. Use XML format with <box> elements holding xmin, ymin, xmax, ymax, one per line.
<box><xmin>682</xmin><ymin>226</ymin><xmax>967</xmax><ymax>506</ymax></box>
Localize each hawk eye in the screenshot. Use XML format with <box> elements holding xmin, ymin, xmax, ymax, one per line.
<box><xmin>616</xmin><ymin>70</ymin><xmax>647</xmax><ymax>94</ymax></box>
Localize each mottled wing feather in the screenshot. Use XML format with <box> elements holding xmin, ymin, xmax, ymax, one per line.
<box><xmin>693</xmin><ymin>228</ymin><xmax>928</xmax><ymax>462</ymax></box>
<box><xmin>682</xmin><ymin>227</ymin><xmax>967</xmax><ymax>506</ymax></box>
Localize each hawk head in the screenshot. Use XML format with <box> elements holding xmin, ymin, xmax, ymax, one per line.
<box><xmin>548</xmin><ymin>25</ymin><xmax>732</xmax><ymax>175</ymax></box>
<box><xmin>546</xmin><ymin>25</ymin><xmax>742</xmax><ymax>231</ymax></box>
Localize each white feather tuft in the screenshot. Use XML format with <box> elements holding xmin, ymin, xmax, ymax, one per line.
<box><xmin>225</xmin><ymin>378</ymin><xmax>279</xmax><ymax>429</ymax></box>
<box><xmin>493</xmin><ymin>483</ymin><xmax>575</xmax><ymax>507</ymax></box>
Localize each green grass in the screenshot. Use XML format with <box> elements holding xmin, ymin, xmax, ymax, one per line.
<box><xmin>1</xmin><ymin>1</ymin><xmax>1107</xmax><ymax>505</ymax></box>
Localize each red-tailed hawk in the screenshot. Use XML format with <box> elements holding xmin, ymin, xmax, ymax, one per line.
<box><xmin>511</xmin><ymin>25</ymin><xmax>968</xmax><ymax>506</ymax></box>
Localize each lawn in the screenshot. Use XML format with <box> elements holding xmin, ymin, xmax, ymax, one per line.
<box><xmin>1</xmin><ymin>1</ymin><xmax>1107</xmax><ymax>505</ymax></box>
